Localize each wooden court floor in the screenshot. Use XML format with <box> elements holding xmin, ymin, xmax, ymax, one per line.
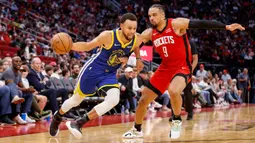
<box><xmin>1</xmin><ymin>105</ymin><xmax>255</xmax><ymax>143</ymax></box>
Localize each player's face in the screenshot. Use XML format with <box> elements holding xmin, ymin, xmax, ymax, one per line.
<box><xmin>120</xmin><ymin>20</ymin><xmax>137</xmax><ymax>40</ymax></box>
<box><xmin>148</xmin><ymin>8</ymin><xmax>165</xmax><ymax>28</ymax></box>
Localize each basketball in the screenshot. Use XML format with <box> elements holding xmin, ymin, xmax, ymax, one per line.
<box><xmin>51</xmin><ymin>32</ymin><xmax>73</xmax><ymax>54</ymax></box>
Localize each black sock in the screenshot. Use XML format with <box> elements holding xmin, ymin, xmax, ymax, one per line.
<box><xmin>134</xmin><ymin>123</ymin><xmax>142</xmax><ymax>132</ymax></box>
<box><xmin>76</xmin><ymin>114</ymin><xmax>90</xmax><ymax>128</ymax></box>
<box><xmin>173</xmin><ymin>115</ymin><xmax>182</xmax><ymax>121</ymax></box>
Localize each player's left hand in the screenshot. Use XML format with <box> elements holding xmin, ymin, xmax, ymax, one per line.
<box><xmin>119</xmin><ymin>57</ymin><xmax>128</xmax><ymax>68</ymax></box>
<box><xmin>136</xmin><ymin>59</ymin><xmax>144</xmax><ymax>72</ymax></box>
<box><xmin>226</xmin><ymin>23</ymin><xmax>245</xmax><ymax>31</ymax></box>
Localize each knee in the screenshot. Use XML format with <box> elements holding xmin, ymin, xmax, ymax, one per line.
<box><xmin>138</xmin><ymin>96</ymin><xmax>151</xmax><ymax>107</ymax></box>
<box><xmin>1</xmin><ymin>85</ymin><xmax>10</xmax><ymax>94</ymax></box>
<box><xmin>106</xmin><ymin>88</ymin><xmax>120</xmax><ymax>106</ymax></box>
<box><xmin>138</xmin><ymin>89</ymin><xmax>156</xmax><ymax>106</ymax></box>
<box><xmin>41</xmin><ymin>96</ymin><xmax>48</xmax><ymax>103</ymax></box>
<box><xmin>168</xmin><ymin>89</ymin><xmax>181</xmax><ymax>98</ymax></box>
<box><xmin>48</xmin><ymin>89</ymin><xmax>57</xmax><ymax>97</ymax></box>
<box><xmin>71</xmin><ymin>94</ymin><xmax>84</xmax><ymax>106</ymax></box>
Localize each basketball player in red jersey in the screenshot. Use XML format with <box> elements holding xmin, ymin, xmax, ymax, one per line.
<box><xmin>123</xmin><ymin>4</ymin><xmax>245</xmax><ymax>139</ymax></box>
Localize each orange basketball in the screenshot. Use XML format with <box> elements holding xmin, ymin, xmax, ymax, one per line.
<box><xmin>51</xmin><ymin>32</ymin><xmax>73</xmax><ymax>54</ymax></box>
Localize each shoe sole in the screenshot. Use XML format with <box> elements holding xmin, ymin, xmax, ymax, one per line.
<box><xmin>169</xmin><ymin>132</ymin><xmax>180</xmax><ymax>139</ymax></box>
<box><xmin>50</xmin><ymin>129</ymin><xmax>59</xmax><ymax>137</ymax></box>
<box><xmin>122</xmin><ymin>132</ymin><xmax>143</xmax><ymax>139</ymax></box>
<box><xmin>0</xmin><ymin>122</ymin><xmax>16</xmax><ymax>126</ymax></box>
<box><xmin>66</xmin><ymin>121</ymin><xmax>82</xmax><ymax>139</ymax></box>
<box><xmin>123</xmin><ymin>135</ymin><xmax>143</xmax><ymax>139</ymax></box>
<box><xmin>49</xmin><ymin>123</ymin><xmax>59</xmax><ymax>137</ymax></box>
<box><xmin>40</xmin><ymin>114</ymin><xmax>52</xmax><ymax>120</ymax></box>
<box><xmin>12</xmin><ymin>98</ymin><xmax>25</xmax><ymax>104</ymax></box>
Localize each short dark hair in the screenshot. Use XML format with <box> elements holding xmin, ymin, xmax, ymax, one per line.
<box><xmin>120</xmin><ymin>13</ymin><xmax>137</xmax><ymax>24</ymax></box>
<box><xmin>150</xmin><ymin>4</ymin><xmax>165</xmax><ymax>13</ymax></box>
<box><xmin>62</xmin><ymin>69</ymin><xmax>69</xmax><ymax>76</ymax></box>
<box><xmin>45</xmin><ymin>65</ymin><xmax>54</xmax><ymax>73</ymax></box>
<box><xmin>53</xmin><ymin>67</ymin><xmax>59</xmax><ymax>72</ymax></box>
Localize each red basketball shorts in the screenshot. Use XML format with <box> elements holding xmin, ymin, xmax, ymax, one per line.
<box><xmin>147</xmin><ymin>66</ymin><xmax>191</xmax><ymax>96</ymax></box>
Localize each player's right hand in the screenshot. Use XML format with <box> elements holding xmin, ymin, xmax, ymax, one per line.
<box><xmin>119</xmin><ymin>57</ymin><xmax>128</xmax><ymax>68</ymax></box>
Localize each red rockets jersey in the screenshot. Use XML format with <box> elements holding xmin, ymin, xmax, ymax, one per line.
<box><xmin>152</xmin><ymin>18</ymin><xmax>192</xmax><ymax>70</ymax></box>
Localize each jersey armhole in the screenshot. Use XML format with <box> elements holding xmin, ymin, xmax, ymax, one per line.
<box><xmin>103</xmin><ymin>31</ymin><xmax>114</xmax><ymax>50</ymax></box>
<box><xmin>169</xmin><ymin>18</ymin><xmax>183</xmax><ymax>37</ymax></box>
<box><xmin>130</xmin><ymin>34</ymin><xmax>137</xmax><ymax>52</ymax></box>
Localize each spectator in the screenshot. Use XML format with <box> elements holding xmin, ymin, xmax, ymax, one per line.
<box><xmin>44</xmin><ymin>65</ymin><xmax>54</xmax><ymax>78</ymax></box>
<box><xmin>132</xmin><ymin>67</ymin><xmax>144</xmax><ymax>99</ymax></box>
<box><xmin>226</xmin><ymin>79</ymin><xmax>242</xmax><ymax>104</ymax></box>
<box><xmin>27</xmin><ymin>58</ymin><xmax>61</xmax><ymax>112</ymax></box>
<box><xmin>62</xmin><ymin>69</ymin><xmax>71</xmax><ymax>79</ymax></box>
<box><xmin>27</xmin><ymin>57</ymin><xmax>75</xmax><ymax>119</ymax></box>
<box><xmin>21</xmin><ymin>65</ymin><xmax>51</xmax><ymax>121</ymax></box>
<box><xmin>71</xmin><ymin>64</ymin><xmax>80</xmax><ymax>80</ymax></box>
<box><xmin>238</xmin><ymin>68</ymin><xmax>251</xmax><ymax>103</ymax></box>
<box><xmin>0</xmin><ymin>60</ymin><xmax>4</xmax><ymax>76</ymax></box>
<box><xmin>196</xmin><ymin>64</ymin><xmax>207</xmax><ymax>79</ymax></box>
<box><xmin>118</xmin><ymin>67</ymin><xmax>136</xmax><ymax>114</ymax></box>
<box><xmin>2</xmin><ymin>57</ymin><xmax>12</xmax><ymax>69</ymax></box>
<box><xmin>192</xmin><ymin>76</ymin><xmax>212</xmax><ymax>107</ymax></box>
<box><xmin>221</xmin><ymin>69</ymin><xmax>231</xmax><ymax>84</ymax></box>
<box><xmin>51</xmin><ymin>67</ymin><xmax>61</xmax><ymax>79</ymax></box>
<box><xmin>0</xmin><ymin>85</ymin><xmax>15</xmax><ymax>124</ymax></box>
<box><xmin>2</xmin><ymin>56</ymin><xmax>35</xmax><ymax>124</ymax></box>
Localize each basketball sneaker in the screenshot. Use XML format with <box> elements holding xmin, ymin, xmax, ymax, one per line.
<box><xmin>49</xmin><ymin>111</ymin><xmax>62</xmax><ymax>137</ymax></box>
<box><xmin>66</xmin><ymin>121</ymin><xmax>82</xmax><ymax>139</ymax></box>
<box><xmin>169</xmin><ymin>120</ymin><xmax>182</xmax><ymax>139</ymax></box>
<box><xmin>122</xmin><ymin>127</ymin><xmax>143</xmax><ymax>138</ymax></box>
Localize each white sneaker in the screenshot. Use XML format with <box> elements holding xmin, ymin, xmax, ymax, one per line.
<box><xmin>154</xmin><ymin>102</ymin><xmax>162</xmax><ymax>108</ymax></box>
<box><xmin>13</xmin><ymin>115</ymin><xmax>27</xmax><ymax>125</ymax></box>
<box><xmin>169</xmin><ymin>120</ymin><xmax>182</xmax><ymax>139</ymax></box>
<box><xmin>148</xmin><ymin>107</ymin><xmax>157</xmax><ymax>113</ymax></box>
<box><xmin>124</xmin><ymin>109</ymin><xmax>129</xmax><ymax>114</ymax></box>
<box><xmin>26</xmin><ymin>115</ymin><xmax>36</xmax><ymax>123</ymax></box>
<box><xmin>197</xmin><ymin>103</ymin><xmax>201</xmax><ymax>108</ymax></box>
<box><xmin>223</xmin><ymin>101</ymin><xmax>230</xmax><ymax>106</ymax></box>
<box><xmin>66</xmin><ymin>121</ymin><xmax>82</xmax><ymax>139</ymax></box>
<box><xmin>122</xmin><ymin>127</ymin><xmax>143</xmax><ymax>138</ymax></box>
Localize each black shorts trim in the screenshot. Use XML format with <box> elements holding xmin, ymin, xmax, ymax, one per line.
<box><xmin>98</xmin><ymin>86</ymin><xmax>119</xmax><ymax>97</ymax></box>
<box><xmin>145</xmin><ymin>81</ymin><xmax>163</xmax><ymax>96</ymax></box>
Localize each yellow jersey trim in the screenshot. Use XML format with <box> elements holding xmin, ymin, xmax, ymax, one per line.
<box><xmin>98</xmin><ymin>84</ymin><xmax>120</xmax><ymax>91</ymax></box>
<box><xmin>130</xmin><ymin>34</ymin><xmax>137</xmax><ymax>52</ymax></box>
<box><xmin>116</xmin><ymin>29</ymin><xmax>133</xmax><ymax>48</ymax></box>
<box><xmin>74</xmin><ymin>82</ymin><xmax>96</xmax><ymax>97</ymax></box>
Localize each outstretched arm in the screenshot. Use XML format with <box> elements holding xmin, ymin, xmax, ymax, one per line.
<box><xmin>140</xmin><ymin>28</ymin><xmax>152</xmax><ymax>43</ymax></box>
<box><xmin>172</xmin><ymin>18</ymin><xmax>245</xmax><ymax>32</ymax></box>
<box><xmin>72</xmin><ymin>30</ymin><xmax>112</xmax><ymax>52</ymax></box>
<box><xmin>133</xmin><ymin>43</ymin><xmax>144</xmax><ymax>72</ymax></box>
